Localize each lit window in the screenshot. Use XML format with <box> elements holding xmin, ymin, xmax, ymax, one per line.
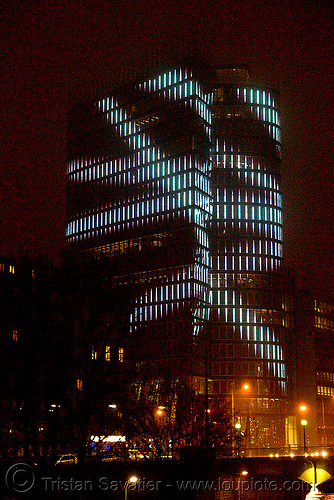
<box><xmin>9</xmin><ymin>265</ymin><xmax>15</xmax><ymax>274</ymax></box>
<box><xmin>12</xmin><ymin>330</ymin><xmax>18</xmax><ymax>342</ymax></box>
<box><xmin>91</xmin><ymin>348</ymin><xmax>98</xmax><ymax>360</ymax></box>
<box><xmin>118</xmin><ymin>347</ymin><xmax>124</xmax><ymax>363</ymax></box>
<box><xmin>105</xmin><ymin>346</ymin><xmax>111</xmax><ymax>362</ymax></box>
<box><xmin>76</xmin><ymin>378</ymin><xmax>83</xmax><ymax>390</ymax></box>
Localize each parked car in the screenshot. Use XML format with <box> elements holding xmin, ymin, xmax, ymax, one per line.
<box><xmin>55</xmin><ymin>454</ymin><xmax>78</xmax><ymax>466</ymax></box>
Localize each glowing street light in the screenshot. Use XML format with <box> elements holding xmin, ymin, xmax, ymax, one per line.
<box><xmin>301</xmin><ymin>420</ymin><xmax>308</xmax><ymax>454</ymax></box>
<box><xmin>234</xmin><ymin>422</ymin><xmax>242</xmax><ymax>457</ymax></box>
<box><xmin>230</xmin><ymin>382</ymin><xmax>251</xmax><ymax>457</ymax></box>
<box><xmin>241</xmin><ymin>383</ymin><xmax>251</xmax><ymax>456</ymax></box>
<box><xmin>156</xmin><ymin>406</ymin><xmax>165</xmax><ymax>416</ymax></box>
<box><xmin>231</xmin><ymin>382</ymin><xmax>250</xmax><ymax>418</ymax></box>
<box><xmin>299</xmin><ymin>404</ymin><xmax>307</xmax><ymax>412</ymax></box>
<box><xmin>238</xmin><ymin>470</ymin><xmax>249</xmax><ymax>500</ymax></box>
<box><xmin>125</xmin><ymin>476</ymin><xmax>138</xmax><ymax>500</ymax></box>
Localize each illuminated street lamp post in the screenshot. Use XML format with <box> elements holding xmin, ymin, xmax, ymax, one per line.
<box><xmin>307</xmin><ymin>460</ymin><xmax>318</xmax><ymax>494</ymax></box>
<box><xmin>156</xmin><ymin>406</ymin><xmax>165</xmax><ymax>417</ymax></box>
<box><xmin>230</xmin><ymin>383</ymin><xmax>250</xmax><ymax>457</ymax></box>
<box><xmin>238</xmin><ymin>470</ymin><xmax>248</xmax><ymax>500</ymax></box>
<box><xmin>299</xmin><ymin>405</ymin><xmax>308</xmax><ymax>454</ymax></box>
<box><xmin>125</xmin><ymin>476</ymin><xmax>138</xmax><ymax>500</ymax></box>
<box><xmin>235</xmin><ymin>422</ymin><xmax>242</xmax><ymax>457</ymax></box>
<box><xmin>301</xmin><ymin>420</ymin><xmax>308</xmax><ymax>455</ymax></box>
<box><xmin>231</xmin><ymin>383</ymin><xmax>250</xmax><ymax>424</ymax></box>
<box><xmin>241</xmin><ymin>384</ymin><xmax>251</xmax><ymax>455</ymax></box>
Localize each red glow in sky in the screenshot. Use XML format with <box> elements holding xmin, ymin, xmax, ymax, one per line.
<box><xmin>0</xmin><ymin>0</ymin><xmax>333</xmax><ymax>296</ymax></box>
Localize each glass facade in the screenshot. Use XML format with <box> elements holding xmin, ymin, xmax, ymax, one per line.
<box><xmin>66</xmin><ymin>62</ymin><xmax>214</xmax><ymax>375</ymax></box>
<box><xmin>209</xmin><ymin>66</ymin><xmax>291</xmax><ymax>449</ymax></box>
<box><xmin>66</xmin><ymin>60</ymin><xmax>292</xmax><ymax>448</ymax></box>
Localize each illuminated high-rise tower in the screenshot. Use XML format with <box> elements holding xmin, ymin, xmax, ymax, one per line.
<box><xmin>66</xmin><ymin>59</ymin><xmax>214</xmax><ymax>380</ymax></box>
<box><xmin>66</xmin><ymin>59</ymin><xmax>293</xmax><ymax>448</ymax></box>
<box><xmin>210</xmin><ymin>65</ymin><xmax>293</xmax><ymax>449</ymax></box>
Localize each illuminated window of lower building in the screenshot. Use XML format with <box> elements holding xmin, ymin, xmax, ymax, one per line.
<box><xmin>91</xmin><ymin>348</ymin><xmax>98</xmax><ymax>360</ymax></box>
<box><xmin>76</xmin><ymin>378</ymin><xmax>83</xmax><ymax>390</ymax></box>
<box><xmin>105</xmin><ymin>346</ymin><xmax>111</xmax><ymax>362</ymax></box>
<box><xmin>118</xmin><ymin>347</ymin><xmax>124</xmax><ymax>363</ymax></box>
<box><xmin>12</xmin><ymin>330</ymin><xmax>18</xmax><ymax>342</ymax></box>
<box><xmin>317</xmin><ymin>385</ymin><xmax>334</xmax><ymax>396</ymax></box>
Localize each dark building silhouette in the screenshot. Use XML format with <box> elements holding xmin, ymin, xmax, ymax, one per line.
<box><xmin>294</xmin><ymin>290</ymin><xmax>334</xmax><ymax>448</ymax></box>
<box><xmin>0</xmin><ymin>255</ymin><xmax>69</xmax><ymax>462</ymax></box>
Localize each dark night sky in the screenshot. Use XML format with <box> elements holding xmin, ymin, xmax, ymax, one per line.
<box><xmin>0</xmin><ymin>0</ymin><xmax>333</xmax><ymax>297</ymax></box>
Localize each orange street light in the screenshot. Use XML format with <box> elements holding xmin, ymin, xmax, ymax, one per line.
<box><xmin>156</xmin><ymin>406</ymin><xmax>166</xmax><ymax>417</ymax></box>
<box><xmin>125</xmin><ymin>476</ymin><xmax>138</xmax><ymax>500</ymax></box>
<box><xmin>301</xmin><ymin>420</ymin><xmax>308</xmax><ymax>454</ymax></box>
<box><xmin>300</xmin><ymin>404</ymin><xmax>307</xmax><ymax>412</ymax></box>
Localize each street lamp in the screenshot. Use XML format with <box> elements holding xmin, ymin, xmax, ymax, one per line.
<box><xmin>125</xmin><ymin>476</ymin><xmax>138</xmax><ymax>500</ymax></box>
<box><xmin>301</xmin><ymin>420</ymin><xmax>308</xmax><ymax>455</ymax></box>
<box><xmin>230</xmin><ymin>380</ymin><xmax>250</xmax><ymax>456</ymax></box>
<box><xmin>230</xmin><ymin>382</ymin><xmax>251</xmax><ymax>456</ymax></box>
<box><xmin>230</xmin><ymin>383</ymin><xmax>250</xmax><ymax>423</ymax></box>
<box><xmin>156</xmin><ymin>406</ymin><xmax>165</xmax><ymax>416</ymax></box>
<box><xmin>156</xmin><ymin>406</ymin><xmax>165</xmax><ymax>424</ymax></box>
<box><xmin>235</xmin><ymin>422</ymin><xmax>242</xmax><ymax>457</ymax></box>
<box><xmin>237</xmin><ymin>470</ymin><xmax>248</xmax><ymax>500</ymax></box>
<box><xmin>241</xmin><ymin>384</ymin><xmax>251</xmax><ymax>455</ymax></box>
<box><xmin>307</xmin><ymin>460</ymin><xmax>318</xmax><ymax>493</ymax></box>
